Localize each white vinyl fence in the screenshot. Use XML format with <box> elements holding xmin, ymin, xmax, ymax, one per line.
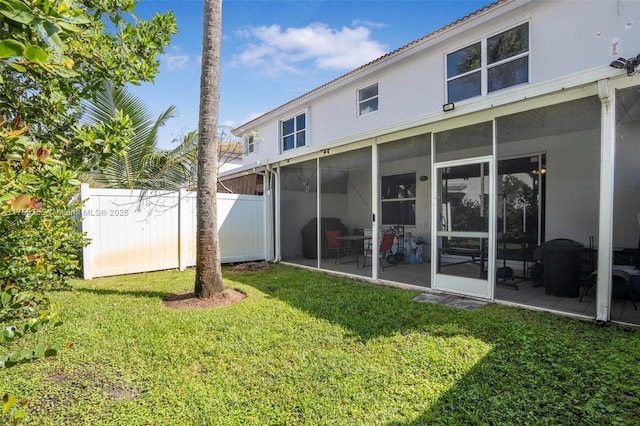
<box><xmin>80</xmin><ymin>184</ymin><xmax>269</xmax><ymax>279</ymax></box>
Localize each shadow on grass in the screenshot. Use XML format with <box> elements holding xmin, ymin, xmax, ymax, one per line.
<box><xmin>226</xmin><ymin>264</ymin><xmax>640</xmax><ymax>424</ymax></box>
<box><xmin>225</xmin><ymin>264</ymin><xmax>482</xmax><ymax>341</ymax></box>
<box><xmin>388</xmin><ymin>322</ymin><xmax>640</xmax><ymax>425</ymax></box>
<box><xmin>73</xmin><ymin>286</ymin><xmax>174</xmax><ymax>300</ymax></box>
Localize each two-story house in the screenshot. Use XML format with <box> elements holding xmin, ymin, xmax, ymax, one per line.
<box><xmin>223</xmin><ymin>0</ymin><xmax>640</xmax><ymax>325</ymax></box>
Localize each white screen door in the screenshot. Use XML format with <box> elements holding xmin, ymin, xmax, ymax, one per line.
<box><xmin>433</xmin><ymin>157</ymin><xmax>495</xmax><ymax>299</ymax></box>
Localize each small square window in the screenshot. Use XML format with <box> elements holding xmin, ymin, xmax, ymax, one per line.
<box><xmin>244</xmin><ymin>135</ymin><xmax>255</xmax><ymax>154</ymax></box>
<box><xmin>381</xmin><ymin>172</ymin><xmax>416</xmax><ymax>226</ymax></box>
<box><xmin>281</xmin><ymin>112</ymin><xmax>306</xmax><ymax>152</ymax></box>
<box><xmin>487</xmin><ymin>23</ymin><xmax>529</xmax><ymax>65</ymax></box>
<box><xmin>447</xmin><ymin>42</ymin><xmax>481</xmax><ymax>78</ymax></box>
<box><xmin>488</xmin><ymin>56</ymin><xmax>529</xmax><ymax>92</ymax></box>
<box><xmin>447</xmin><ymin>71</ymin><xmax>481</xmax><ymax>103</ymax></box>
<box><xmin>358</xmin><ymin>83</ymin><xmax>378</xmax><ymax>116</ymax></box>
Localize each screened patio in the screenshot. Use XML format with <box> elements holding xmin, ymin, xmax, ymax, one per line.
<box><xmin>276</xmin><ymin>83</ymin><xmax>640</xmax><ymax>327</ymax></box>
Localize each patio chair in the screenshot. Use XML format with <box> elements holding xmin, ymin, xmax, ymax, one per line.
<box><xmin>325</xmin><ymin>230</ymin><xmax>346</xmax><ymax>264</ymax></box>
<box><xmin>362</xmin><ymin>231</ymin><xmax>398</xmax><ymax>270</ymax></box>
<box><xmin>580</xmin><ymin>269</ymin><xmax>638</xmax><ymax>311</ymax></box>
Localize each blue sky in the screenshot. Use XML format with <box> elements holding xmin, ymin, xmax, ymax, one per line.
<box><xmin>130</xmin><ymin>0</ymin><xmax>494</xmax><ymax>149</ymax></box>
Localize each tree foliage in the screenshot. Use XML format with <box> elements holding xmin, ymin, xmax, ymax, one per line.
<box><xmin>1</xmin><ymin>0</ymin><xmax>176</xmax><ymax>285</ymax></box>
<box><xmin>81</xmin><ymin>82</ymin><xmax>197</xmax><ymax>190</ymax></box>
<box><xmin>1</xmin><ymin>0</ymin><xmax>177</xmax><ymax>198</ymax></box>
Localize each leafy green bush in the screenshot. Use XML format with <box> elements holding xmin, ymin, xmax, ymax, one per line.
<box><xmin>0</xmin><ymin>286</ymin><xmax>61</xmax><ymax>369</ymax></box>
<box><xmin>0</xmin><ymin>287</ymin><xmax>45</xmax><ymax>322</ymax></box>
<box><xmin>0</xmin><ymin>208</ymin><xmax>86</xmax><ymax>292</ymax></box>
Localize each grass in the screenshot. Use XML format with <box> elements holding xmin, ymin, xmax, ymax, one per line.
<box><xmin>3</xmin><ymin>264</ymin><xmax>640</xmax><ymax>425</ymax></box>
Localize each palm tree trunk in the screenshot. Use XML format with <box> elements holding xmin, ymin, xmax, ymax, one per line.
<box><xmin>195</xmin><ymin>0</ymin><xmax>224</xmax><ymax>298</ymax></box>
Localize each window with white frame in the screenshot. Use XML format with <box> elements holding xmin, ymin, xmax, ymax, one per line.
<box><xmin>381</xmin><ymin>172</ymin><xmax>416</xmax><ymax>226</ymax></box>
<box><xmin>281</xmin><ymin>112</ymin><xmax>306</xmax><ymax>151</ymax></box>
<box><xmin>244</xmin><ymin>134</ymin><xmax>255</xmax><ymax>154</ymax></box>
<box><xmin>358</xmin><ymin>83</ymin><xmax>378</xmax><ymax>116</ymax></box>
<box><xmin>447</xmin><ymin>23</ymin><xmax>529</xmax><ymax>103</ymax></box>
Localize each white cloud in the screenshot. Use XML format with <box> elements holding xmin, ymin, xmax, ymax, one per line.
<box><xmin>161</xmin><ymin>47</ymin><xmax>190</xmax><ymax>71</ymax></box>
<box><xmin>222</xmin><ymin>112</ymin><xmax>266</xmax><ymax>130</ymax></box>
<box><xmin>163</xmin><ymin>54</ymin><xmax>190</xmax><ymax>71</ymax></box>
<box><xmin>232</xmin><ymin>23</ymin><xmax>388</xmax><ymax>75</ymax></box>
<box><xmin>351</xmin><ymin>19</ymin><xmax>388</xmax><ymax>29</ymax></box>
<box><xmin>220</xmin><ymin>119</ymin><xmax>236</xmax><ymax>128</ymax></box>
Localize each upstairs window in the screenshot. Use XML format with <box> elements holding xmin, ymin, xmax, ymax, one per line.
<box><xmin>358</xmin><ymin>83</ymin><xmax>379</xmax><ymax>116</ymax></box>
<box><xmin>244</xmin><ymin>134</ymin><xmax>255</xmax><ymax>154</ymax></box>
<box><xmin>446</xmin><ymin>23</ymin><xmax>529</xmax><ymax>103</ymax></box>
<box><xmin>381</xmin><ymin>172</ymin><xmax>416</xmax><ymax>226</ymax></box>
<box><xmin>447</xmin><ymin>43</ymin><xmax>482</xmax><ymax>103</ymax></box>
<box><xmin>487</xmin><ymin>23</ymin><xmax>529</xmax><ymax>92</ymax></box>
<box><xmin>281</xmin><ymin>112</ymin><xmax>306</xmax><ymax>151</ymax></box>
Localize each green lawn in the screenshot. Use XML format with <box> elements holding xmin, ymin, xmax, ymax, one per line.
<box><xmin>3</xmin><ymin>264</ymin><xmax>640</xmax><ymax>425</ymax></box>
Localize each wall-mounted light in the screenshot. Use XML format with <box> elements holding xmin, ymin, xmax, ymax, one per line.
<box><xmin>442</xmin><ymin>102</ymin><xmax>455</xmax><ymax>112</ymax></box>
<box><xmin>610</xmin><ymin>54</ymin><xmax>640</xmax><ymax>76</ymax></box>
<box><xmin>419</xmin><ymin>175</ymin><xmax>429</xmax><ymax>181</ymax></box>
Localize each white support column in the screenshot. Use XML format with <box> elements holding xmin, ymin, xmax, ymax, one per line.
<box><xmin>316</xmin><ymin>158</ymin><xmax>322</xmax><ymax>269</ymax></box>
<box><xmin>372</xmin><ymin>140</ymin><xmax>379</xmax><ymax>279</ymax></box>
<box><xmin>80</xmin><ymin>183</ymin><xmax>93</xmax><ymax>280</ymax></box>
<box><xmin>430</xmin><ymin>133</ymin><xmax>437</xmax><ymax>286</ymax></box>
<box><xmin>596</xmin><ymin>79</ymin><xmax>615</xmax><ymax>323</ymax></box>
<box><xmin>488</xmin><ymin>119</ymin><xmax>498</xmax><ymax>300</ymax></box>
<box><xmin>275</xmin><ymin>166</ymin><xmax>281</xmax><ymax>262</ymax></box>
<box><xmin>264</xmin><ymin>170</ymin><xmax>273</xmax><ymax>262</ymax></box>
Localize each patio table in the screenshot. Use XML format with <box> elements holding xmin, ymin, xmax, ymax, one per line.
<box><xmin>336</xmin><ymin>235</ymin><xmax>372</xmax><ymax>268</ymax></box>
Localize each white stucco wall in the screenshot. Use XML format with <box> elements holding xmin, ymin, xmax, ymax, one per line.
<box><xmin>240</xmin><ymin>0</ymin><xmax>640</xmax><ymax>167</ymax></box>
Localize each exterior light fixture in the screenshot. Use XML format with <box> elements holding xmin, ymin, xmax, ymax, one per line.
<box><xmin>610</xmin><ymin>54</ymin><xmax>640</xmax><ymax>76</ymax></box>
<box><xmin>443</xmin><ymin>102</ymin><xmax>455</xmax><ymax>112</ymax></box>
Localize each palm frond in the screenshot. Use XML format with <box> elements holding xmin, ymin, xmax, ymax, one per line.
<box><xmin>80</xmin><ymin>82</ymin><xmax>195</xmax><ymax>190</ymax></box>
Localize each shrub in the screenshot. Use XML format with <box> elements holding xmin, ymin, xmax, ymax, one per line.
<box><xmin>0</xmin><ymin>204</ymin><xmax>86</xmax><ymax>292</ymax></box>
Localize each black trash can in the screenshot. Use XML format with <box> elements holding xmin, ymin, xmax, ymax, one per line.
<box><xmin>542</xmin><ymin>239</ymin><xmax>584</xmax><ymax>297</ymax></box>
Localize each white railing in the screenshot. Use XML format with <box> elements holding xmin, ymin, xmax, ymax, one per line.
<box><xmin>80</xmin><ymin>184</ymin><xmax>268</xmax><ymax>279</ymax></box>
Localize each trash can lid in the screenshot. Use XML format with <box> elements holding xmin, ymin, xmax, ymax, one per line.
<box><xmin>542</xmin><ymin>238</ymin><xmax>584</xmax><ymax>251</ymax></box>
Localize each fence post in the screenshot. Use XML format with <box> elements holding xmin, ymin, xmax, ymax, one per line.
<box><xmin>80</xmin><ymin>183</ymin><xmax>93</xmax><ymax>280</ymax></box>
<box><xmin>178</xmin><ymin>188</ymin><xmax>187</xmax><ymax>271</ymax></box>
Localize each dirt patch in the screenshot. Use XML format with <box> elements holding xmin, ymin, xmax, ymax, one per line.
<box><xmin>230</xmin><ymin>261</ymin><xmax>271</xmax><ymax>272</ymax></box>
<box><xmin>163</xmin><ymin>261</ymin><xmax>267</xmax><ymax>310</ymax></box>
<box><xmin>163</xmin><ymin>288</ymin><xmax>246</xmax><ymax>310</ymax></box>
<box><xmin>46</xmin><ymin>369</ymin><xmax>142</xmax><ymax>404</ymax></box>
